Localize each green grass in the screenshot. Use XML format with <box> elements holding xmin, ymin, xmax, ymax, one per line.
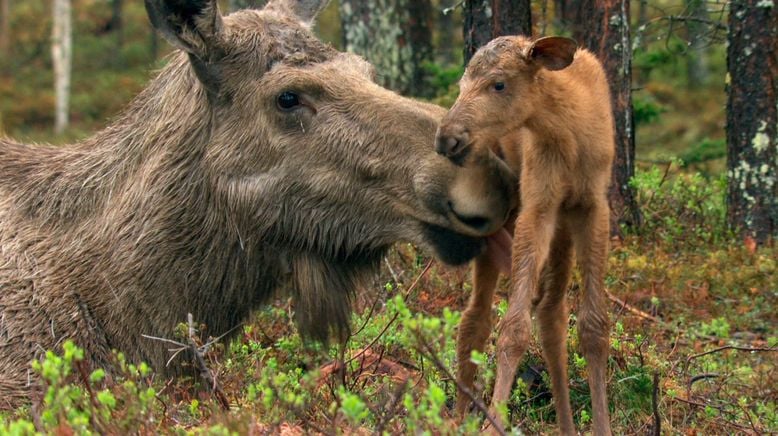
<box><xmin>3</xmin><ymin>165</ymin><xmax>776</xmax><ymax>435</ymax></box>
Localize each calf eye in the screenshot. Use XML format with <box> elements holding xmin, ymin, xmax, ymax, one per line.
<box><xmin>277</xmin><ymin>91</ymin><xmax>300</xmax><ymax>111</ymax></box>
<box><xmin>493</xmin><ymin>82</ymin><xmax>505</xmax><ymax>92</ymax></box>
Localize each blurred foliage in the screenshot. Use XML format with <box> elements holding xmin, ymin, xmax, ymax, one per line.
<box><xmin>0</xmin><ymin>0</ymin><xmax>729</xmax><ymax>168</ymax></box>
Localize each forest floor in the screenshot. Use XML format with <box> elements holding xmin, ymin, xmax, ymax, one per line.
<box><xmin>2</xmin><ymin>165</ymin><xmax>776</xmax><ymax>435</ymax></box>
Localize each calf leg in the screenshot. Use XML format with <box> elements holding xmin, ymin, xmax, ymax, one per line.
<box><xmin>456</xmin><ymin>252</ymin><xmax>500</xmax><ymax>416</ymax></box>
<box><xmin>571</xmin><ymin>203</ymin><xmax>612</xmax><ymax>436</ymax></box>
<box><xmin>535</xmin><ymin>225</ymin><xmax>575</xmax><ymax>435</ymax></box>
<box><xmin>489</xmin><ymin>208</ymin><xmax>557</xmax><ymax>429</ymax></box>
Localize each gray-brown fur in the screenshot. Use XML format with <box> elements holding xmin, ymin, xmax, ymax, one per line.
<box><xmin>0</xmin><ymin>0</ymin><xmax>516</xmax><ymax>408</ymax></box>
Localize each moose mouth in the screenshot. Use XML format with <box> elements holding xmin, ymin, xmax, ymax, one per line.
<box><xmin>421</xmin><ymin>223</ymin><xmax>487</xmax><ymax>266</ymax></box>
<box><xmin>422</xmin><ymin>223</ymin><xmax>514</xmax><ymax>271</ymax></box>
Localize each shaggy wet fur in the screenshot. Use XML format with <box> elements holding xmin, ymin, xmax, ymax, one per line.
<box><xmin>0</xmin><ymin>0</ymin><xmax>516</xmax><ymax>408</ymax></box>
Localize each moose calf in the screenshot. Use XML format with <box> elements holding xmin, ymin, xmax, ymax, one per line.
<box><xmin>436</xmin><ymin>36</ymin><xmax>615</xmax><ymax>435</ymax></box>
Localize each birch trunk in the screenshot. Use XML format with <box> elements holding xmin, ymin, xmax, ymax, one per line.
<box><xmin>52</xmin><ymin>0</ymin><xmax>72</xmax><ymax>134</ymax></box>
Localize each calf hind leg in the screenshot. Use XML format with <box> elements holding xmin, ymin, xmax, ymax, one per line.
<box><xmin>571</xmin><ymin>204</ymin><xmax>612</xmax><ymax>436</ymax></box>
<box><xmin>535</xmin><ymin>226</ymin><xmax>575</xmax><ymax>435</ymax></box>
<box><xmin>456</xmin><ymin>253</ymin><xmax>500</xmax><ymax>416</ymax></box>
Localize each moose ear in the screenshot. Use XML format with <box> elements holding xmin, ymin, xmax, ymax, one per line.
<box><xmin>528</xmin><ymin>36</ymin><xmax>578</xmax><ymax>71</ymax></box>
<box><xmin>144</xmin><ymin>0</ymin><xmax>224</xmax><ymax>60</ymax></box>
<box><xmin>268</xmin><ymin>0</ymin><xmax>330</xmax><ymax>27</ymax></box>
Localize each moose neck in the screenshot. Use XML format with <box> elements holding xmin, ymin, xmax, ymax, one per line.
<box><xmin>1</xmin><ymin>55</ymin><xmax>273</xmax><ymax>368</ymax></box>
<box><xmin>1</xmin><ymin>56</ymin><xmax>211</xmax><ymax>228</ymax></box>
<box><xmin>523</xmin><ymin>74</ymin><xmax>583</xmax><ymax>153</ymax></box>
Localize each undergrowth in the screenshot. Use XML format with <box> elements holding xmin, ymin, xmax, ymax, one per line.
<box><xmin>2</xmin><ymin>166</ymin><xmax>776</xmax><ymax>434</ymax></box>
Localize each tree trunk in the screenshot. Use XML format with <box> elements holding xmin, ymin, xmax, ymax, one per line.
<box><xmin>229</xmin><ymin>0</ymin><xmax>266</xmax><ymax>12</ymax></box>
<box><xmin>110</xmin><ymin>0</ymin><xmax>123</xmax><ymax>50</ymax></box>
<box><xmin>685</xmin><ymin>0</ymin><xmax>709</xmax><ymax>87</ymax></box>
<box><xmin>150</xmin><ymin>22</ymin><xmax>159</xmax><ymax>61</ymax></box>
<box><xmin>637</xmin><ymin>0</ymin><xmax>648</xmax><ymax>28</ymax></box>
<box><xmin>0</xmin><ymin>0</ymin><xmax>9</xmax><ymax>54</ymax></box>
<box><xmin>554</xmin><ymin>0</ymin><xmax>575</xmax><ymax>29</ymax></box>
<box><xmin>437</xmin><ymin>1</ymin><xmax>457</xmax><ymax>64</ymax></box>
<box><xmin>340</xmin><ymin>0</ymin><xmax>433</xmax><ymax>96</ymax></box>
<box><xmin>52</xmin><ymin>0</ymin><xmax>72</xmax><ymax>135</ymax></box>
<box><xmin>463</xmin><ymin>0</ymin><xmax>532</xmax><ymax>63</ymax></box>
<box><xmin>569</xmin><ymin>0</ymin><xmax>641</xmax><ymax>233</ymax></box>
<box><xmin>726</xmin><ymin>0</ymin><xmax>777</xmax><ymax>245</ymax></box>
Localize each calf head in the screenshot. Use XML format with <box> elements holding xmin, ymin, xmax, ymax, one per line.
<box><xmin>435</xmin><ymin>36</ymin><xmax>578</xmax><ymax>161</ymax></box>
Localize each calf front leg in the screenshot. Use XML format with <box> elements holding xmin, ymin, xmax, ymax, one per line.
<box><xmin>489</xmin><ymin>207</ymin><xmax>557</xmax><ymax>429</ymax></box>
<box><xmin>456</xmin><ymin>252</ymin><xmax>500</xmax><ymax>416</ymax></box>
<box><xmin>571</xmin><ymin>202</ymin><xmax>612</xmax><ymax>436</ymax></box>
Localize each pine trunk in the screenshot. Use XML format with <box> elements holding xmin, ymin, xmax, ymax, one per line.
<box><xmin>569</xmin><ymin>0</ymin><xmax>641</xmax><ymax>233</ymax></box>
<box><xmin>726</xmin><ymin>0</ymin><xmax>777</xmax><ymax>244</ymax></box>
<box><xmin>52</xmin><ymin>0</ymin><xmax>72</xmax><ymax>134</ymax></box>
<box><xmin>340</xmin><ymin>0</ymin><xmax>433</xmax><ymax>96</ymax></box>
<box><xmin>463</xmin><ymin>0</ymin><xmax>532</xmax><ymax>62</ymax></box>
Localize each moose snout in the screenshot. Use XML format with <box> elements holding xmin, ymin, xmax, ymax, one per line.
<box><xmin>435</xmin><ymin>123</ymin><xmax>471</xmax><ymax>161</ymax></box>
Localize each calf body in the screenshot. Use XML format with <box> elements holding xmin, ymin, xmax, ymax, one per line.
<box><xmin>0</xmin><ymin>0</ymin><xmax>516</xmax><ymax>407</ymax></box>
<box><xmin>437</xmin><ymin>36</ymin><xmax>614</xmax><ymax>435</ymax></box>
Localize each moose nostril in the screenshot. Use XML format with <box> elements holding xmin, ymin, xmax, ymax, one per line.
<box><xmin>436</xmin><ymin>134</ymin><xmax>470</xmax><ymax>161</ymax></box>
<box><xmin>445</xmin><ymin>136</ymin><xmax>460</xmax><ymax>153</ymax></box>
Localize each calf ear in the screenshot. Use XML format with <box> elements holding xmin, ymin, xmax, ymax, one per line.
<box><xmin>145</xmin><ymin>0</ymin><xmax>224</xmax><ymax>60</ymax></box>
<box><xmin>268</xmin><ymin>0</ymin><xmax>330</xmax><ymax>27</ymax></box>
<box><xmin>528</xmin><ymin>36</ymin><xmax>578</xmax><ymax>71</ymax></box>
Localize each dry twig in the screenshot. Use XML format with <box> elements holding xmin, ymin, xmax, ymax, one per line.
<box><xmin>605</xmin><ymin>289</ymin><xmax>659</xmax><ymax>322</ymax></box>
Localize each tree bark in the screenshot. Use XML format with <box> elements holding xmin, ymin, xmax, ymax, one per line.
<box><xmin>229</xmin><ymin>0</ymin><xmax>266</xmax><ymax>12</ymax></box>
<box><xmin>726</xmin><ymin>0</ymin><xmax>777</xmax><ymax>244</ymax></box>
<box><xmin>685</xmin><ymin>0</ymin><xmax>709</xmax><ymax>87</ymax></box>
<box><xmin>436</xmin><ymin>1</ymin><xmax>458</xmax><ymax>64</ymax></box>
<box><xmin>569</xmin><ymin>0</ymin><xmax>641</xmax><ymax>233</ymax></box>
<box><xmin>340</xmin><ymin>0</ymin><xmax>433</xmax><ymax>96</ymax></box>
<box><xmin>52</xmin><ymin>0</ymin><xmax>72</xmax><ymax>134</ymax></box>
<box><xmin>110</xmin><ymin>0</ymin><xmax>123</xmax><ymax>50</ymax></box>
<box><xmin>0</xmin><ymin>0</ymin><xmax>9</xmax><ymax>54</ymax></box>
<box><xmin>463</xmin><ymin>0</ymin><xmax>532</xmax><ymax>63</ymax></box>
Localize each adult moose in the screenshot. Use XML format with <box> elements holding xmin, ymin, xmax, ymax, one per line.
<box><xmin>436</xmin><ymin>36</ymin><xmax>614</xmax><ymax>435</ymax></box>
<box><xmin>0</xmin><ymin>0</ymin><xmax>516</xmax><ymax>407</ymax></box>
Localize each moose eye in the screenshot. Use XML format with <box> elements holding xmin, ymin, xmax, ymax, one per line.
<box><xmin>277</xmin><ymin>91</ymin><xmax>300</xmax><ymax>111</ymax></box>
<box><xmin>493</xmin><ymin>82</ymin><xmax>505</xmax><ymax>92</ymax></box>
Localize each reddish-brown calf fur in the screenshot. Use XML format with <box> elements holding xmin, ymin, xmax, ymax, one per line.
<box><xmin>436</xmin><ymin>36</ymin><xmax>615</xmax><ymax>435</ymax></box>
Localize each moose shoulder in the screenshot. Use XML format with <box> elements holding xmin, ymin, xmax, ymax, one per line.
<box><xmin>0</xmin><ymin>0</ymin><xmax>516</xmax><ymax>406</ymax></box>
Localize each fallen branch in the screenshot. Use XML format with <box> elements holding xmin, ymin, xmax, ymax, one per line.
<box><xmin>186</xmin><ymin>313</ymin><xmax>230</xmax><ymax>411</ymax></box>
<box><xmin>686</xmin><ymin>345</ymin><xmax>778</xmax><ymax>363</ymax></box>
<box><xmin>605</xmin><ymin>289</ymin><xmax>659</xmax><ymax>322</ymax></box>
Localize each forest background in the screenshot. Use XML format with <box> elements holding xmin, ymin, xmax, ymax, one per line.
<box><xmin>0</xmin><ymin>0</ymin><xmax>776</xmax><ymax>434</ymax></box>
